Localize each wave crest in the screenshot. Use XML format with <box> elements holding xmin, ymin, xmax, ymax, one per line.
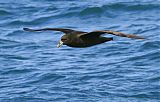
<box><xmin>0</xmin><ymin>10</ymin><xmax>12</xmax><ymax>15</ymax></box>
<box><xmin>102</xmin><ymin>3</ymin><xmax>160</xmax><ymax>11</ymax></box>
<box><xmin>79</xmin><ymin>7</ymin><xmax>104</xmax><ymax>15</ymax></box>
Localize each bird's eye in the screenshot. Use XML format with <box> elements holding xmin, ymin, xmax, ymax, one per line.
<box><xmin>61</xmin><ymin>38</ymin><xmax>67</xmax><ymax>41</ymax></box>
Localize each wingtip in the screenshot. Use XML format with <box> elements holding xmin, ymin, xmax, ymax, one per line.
<box><xmin>138</xmin><ymin>37</ymin><xmax>146</xmax><ymax>40</ymax></box>
<box><xmin>23</xmin><ymin>28</ymin><xmax>30</xmax><ymax>31</ymax></box>
<box><xmin>23</xmin><ymin>27</ymin><xmax>36</xmax><ymax>32</ymax></box>
<box><xmin>133</xmin><ymin>36</ymin><xmax>147</xmax><ymax>40</ymax></box>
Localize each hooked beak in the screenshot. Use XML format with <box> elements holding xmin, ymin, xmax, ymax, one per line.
<box><xmin>57</xmin><ymin>40</ymin><xmax>63</xmax><ymax>48</ymax></box>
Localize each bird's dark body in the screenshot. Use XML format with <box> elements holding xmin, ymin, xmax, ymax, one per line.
<box><xmin>23</xmin><ymin>27</ymin><xmax>145</xmax><ymax>48</ymax></box>
<box><xmin>65</xmin><ymin>33</ymin><xmax>113</xmax><ymax>47</ymax></box>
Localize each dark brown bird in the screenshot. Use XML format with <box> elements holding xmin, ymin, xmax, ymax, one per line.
<box><xmin>23</xmin><ymin>27</ymin><xmax>145</xmax><ymax>48</ymax></box>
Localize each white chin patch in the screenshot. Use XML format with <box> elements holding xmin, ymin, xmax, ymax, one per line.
<box><xmin>57</xmin><ymin>41</ymin><xmax>63</xmax><ymax>48</ymax></box>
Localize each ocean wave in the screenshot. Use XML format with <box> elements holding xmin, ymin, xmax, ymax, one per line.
<box><xmin>6</xmin><ymin>3</ymin><xmax>159</xmax><ymax>23</ymax></box>
<box><xmin>26</xmin><ymin>73</ymin><xmax>66</xmax><ymax>85</ymax></box>
<box><xmin>46</xmin><ymin>6</ymin><xmax>58</xmax><ymax>11</ymax></box>
<box><xmin>124</xmin><ymin>50</ymin><xmax>160</xmax><ymax>63</ymax></box>
<box><xmin>0</xmin><ymin>10</ymin><xmax>12</xmax><ymax>15</ymax></box>
<box><xmin>128</xmin><ymin>92</ymin><xmax>160</xmax><ymax>99</ymax></box>
<box><xmin>68</xmin><ymin>3</ymin><xmax>159</xmax><ymax>17</ymax></box>
<box><xmin>102</xmin><ymin>3</ymin><xmax>160</xmax><ymax>11</ymax></box>
<box><xmin>140</xmin><ymin>41</ymin><xmax>160</xmax><ymax>51</ymax></box>
<box><xmin>6</xmin><ymin>15</ymin><xmax>58</xmax><ymax>26</ymax></box>
<box><xmin>0</xmin><ymin>38</ymin><xmax>19</xmax><ymax>44</ymax></box>
<box><xmin>79</xmin><ymin>7</ymin><xmax>104</xmax><ymax>15</ymax></box>
<box><xmin>148</xmin><ymin>75</ymin><xmax>160</xmax><ymax>82</ymax></box>
<box><xmin>0</xmin><ymin>54</ymin><xmax>30</xmax><ymax>60</ymax></box>
<box><xmin>59</xmin><ymin>3</ymin><xmax>160</xmax><ymax>17</ymax></box>
<box><xmin>6</xmin><ymin>30</ymin><xmax>25</xmax><ymax>36</ymax></box>
<box><xmin>7</xmin><ymin>20</ymin><xmax>42</xmax><ymax>26</ymax></box>
<box><xmin>1</xmin><ymin>68</ymin><xmax>34</xmax><ymax>75</ymax></box>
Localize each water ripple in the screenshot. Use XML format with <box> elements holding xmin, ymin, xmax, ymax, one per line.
<box><xmin>80</xmin><ymin>7</ymin><xmax>104</xmax><ymax>16</ymax></box>
<box><xmin>0</xmin><ymin>10</ymin><xmax>12</xmax><ymax>15</ymax></box>
<box><xmin>102</xmin><ymin>3</ymin><xmax>160</xmax><ymax>11</ymax></box>
<box><xmin>0</xmin><ymin>54</ymin><xmax>30</xmax><ymax>60</ymax></box>
<box><xmin>140</xmin><ymin>41</ymin><xmax>160</xmax><ymax>51</ymax></box>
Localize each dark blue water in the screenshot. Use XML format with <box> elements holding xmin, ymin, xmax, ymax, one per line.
<box><xmin>0</xmin><ymin>0</ymin><xmax>160</xmax><ymax>102</ymax></box>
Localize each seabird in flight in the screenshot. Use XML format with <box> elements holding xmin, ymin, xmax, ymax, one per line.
<box><xmin>23</xmin><ymin>27</ymin><xmax>145</xmax><ymax>48</ymax></box>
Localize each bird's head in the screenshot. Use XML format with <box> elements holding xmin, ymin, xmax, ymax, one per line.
<box><xmin>57</xmin><ymin>35</ymin><xmax>70</xmax><ymax>48</ymax></box>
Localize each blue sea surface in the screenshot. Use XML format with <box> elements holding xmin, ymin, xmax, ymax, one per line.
<box><xmin>0</xmin><ymin>0</ymin><xmax>160</xmax><ymax>102</ymax></box>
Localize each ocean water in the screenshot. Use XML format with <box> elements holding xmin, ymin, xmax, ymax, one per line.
<box><xmin>0</xmin><ymin>0</ymin><xmax>160</xmax><ymax>102</ymax></box>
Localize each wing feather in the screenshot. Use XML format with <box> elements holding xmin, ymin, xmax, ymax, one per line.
<box><xmin>79</xmin><ymin>30</ymin><xmax>145</xmax><ymax>39</ymax></box>
<box><xmin>23</xmin><ymin>28</ymin><xmax>85</xmax><ymax>34</ymax></box>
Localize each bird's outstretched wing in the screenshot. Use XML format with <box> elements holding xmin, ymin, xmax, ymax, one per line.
<box><xmin>79</xmin><ymin>30</ymin><xmax>145</xmax><ymax>39</ymax></box>
<box><xmin>23</xmin><ymin>28</ymin><xmax>85</xmax><ymax>34</ymax></box>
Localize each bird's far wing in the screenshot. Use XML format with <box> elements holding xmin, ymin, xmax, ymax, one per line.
<box><xmin>79</xmin><ymin>30</ymin><xmax>145</xmax><ymax>39</ymax></box>
<box><xmin>23</xmin><ymin>27</ymin><xmax>84</xmax><ymax>34</ymax></box>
